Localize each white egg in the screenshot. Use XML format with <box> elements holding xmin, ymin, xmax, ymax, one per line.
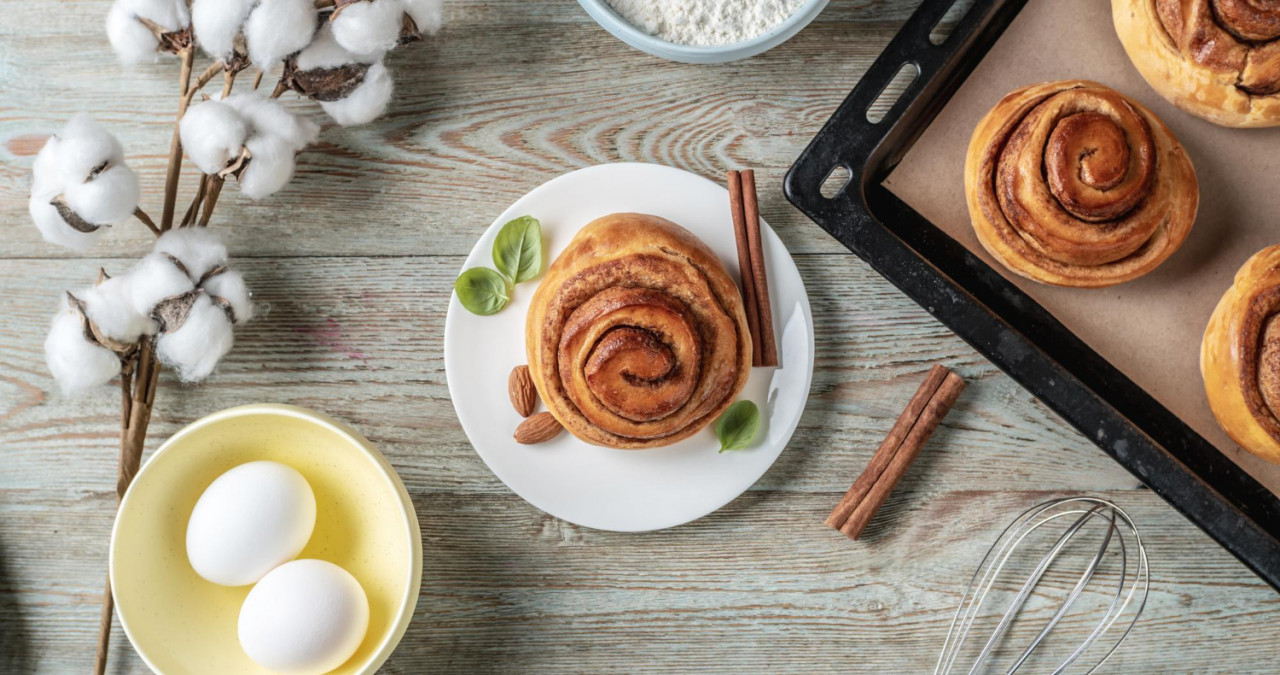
<box><xmin>186</xmin><ymin>461</ymin><xmax>316</xmax><ymax>586</ymax></box>
<box><xmin>238</xmin><ymin>559</ymin><xmax>370</xmax><ymax>674</ymax></box>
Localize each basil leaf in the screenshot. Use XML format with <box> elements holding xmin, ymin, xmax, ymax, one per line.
<box><xmin>454</xmin><ymin>267</ymin><xmax>510</xmax><ymax>316</ymax></box>
<box><xmin>716</xmin><ymin>400</ymin><xmax>760</xmax><ymax>453</ymax></box>
<box><xmin>492</xmin><ymin>215</ymin><xmax>543</xmax><ymax>284</ymax></box>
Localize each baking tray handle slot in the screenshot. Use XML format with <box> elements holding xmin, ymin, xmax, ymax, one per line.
<box><xmin>785</xmin><ymin>0</ymin><xmax>1025</xmax><ymax>214</ymax></box>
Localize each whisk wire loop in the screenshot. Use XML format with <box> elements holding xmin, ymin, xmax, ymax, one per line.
<box><xmin>934</xmin><ymin>497</ymin><xmax>1149</xmax><ymax>675</ymax></box>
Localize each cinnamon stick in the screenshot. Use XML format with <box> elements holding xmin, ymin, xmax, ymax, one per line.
<box><xmin>826</xmin><ymin>366</ymin><xmax>965</xmax><ymax>540</ymax></box>
<box><xmin>727</xmin><ymin>170</ymin><xmax>763</xmax><ymax>367</ymax></box>
<box><xmin>740</xmin><ymin>170</ymin><xmax>777</xmax><ymax>368</ymax></box>
<box><xmin>824</xmin><ymin>365</ymin><xmax>949</xmax><ymax>529</ymax></box>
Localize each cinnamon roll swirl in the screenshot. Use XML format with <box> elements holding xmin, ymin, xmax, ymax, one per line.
<box><xmin>1114</xmin><ymin>0</ymin><xmax>1280</xmax><ymax>127</ymax></box>
<box><xmin>965</xmin><ymin>81</ymin><xmax>1198</xmax><ymax>287</ymax></box>
<box><xmin>1202</xmin><ymin>245</ymin><xmax>1280</xmax><ymax>464</ymax></box>
<box><xmin>525</xmin><ymin>213</ymin><xmax>751</xmax><ymax>449</ymax></box>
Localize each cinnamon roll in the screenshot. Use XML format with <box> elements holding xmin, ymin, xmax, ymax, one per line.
<box><xmin>1202</xmin><ymin>245</ymin><xmax>1280</xmax><ymax>464</ymax></box>
<box><xmin>965</xmin><ymin>81</ymin><xmax>1198</xmax><ymax>288</ymax></box>
<box><xmin>525</xmin><ymin>213</ymin><xmax>751</xmax><ymax>449</ymax></box>
<box><xmin>1114</xmin><ymin>0</ymin><xmax>1280</xmax><ymax>127</ymax></box>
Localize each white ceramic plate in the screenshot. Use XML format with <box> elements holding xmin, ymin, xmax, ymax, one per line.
<box><xmin>444</xmin><ymin>163</ymin><xmax>814</xmax><ymax>531</ymax></box>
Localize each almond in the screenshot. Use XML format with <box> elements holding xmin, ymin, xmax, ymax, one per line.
<box><xmin>514</xmin><ymin>412</ymin><xmax>562</xmax><ymax>445</ymax></box>
<box><xmin>509</xmin><ymin>365</ymin><xmax>537</xmax><ymax>417</ymax></box>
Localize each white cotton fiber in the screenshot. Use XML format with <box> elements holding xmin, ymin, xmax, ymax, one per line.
<box><xmin>238</xmin><ymin>135</ymin><xmax>298</xmax><ymax>199</ymax></box>
<box><xmin>181</xmin><ymin>100</ymin><xmax>249</xmax><ymax>174</ymax></box>
<box><xmin>45</xmin><ymin>308</ymin><xmax>121</xmax><ymax>395</ymax></box>
<box><xmin>28</xmin><ymin>117</ymin><xmax>135</xmax><ymax>250</ymax></box>
<box><xmin>402</xmin><ymin>0</ymin><xmax>442</xmax><ymax>35</ymax></box>
<box><xmin>156</xmin><ymin>292</ymin><xmax>235</xmax><ymax>381</ymax></box>
<box><xmin>63</xmin><ymin>164</ymin><xmax>140</xmax><ymax>225</ymax></box>
<box><xmin>50</xmin><ymin>115</ymin><xmax>126</xmax><ymax>186</ymax></box>
<box><xmin>224</xmin><ymin>94</ymin><xmax>320</xmax><ymax>150</ymax></box>
<box><xmin>192</xmin><ymin>0</ymin><xmax>255</xmax><ymax>60</ymax></box>
<box><xmin>245</xmin><ymin>0</ymin><xmax>319</xmax><ymax>69</ymax></box>
<box><xmin>127</xmin><ymin>253</ymin><xmax>196</xmax><ymax>316</ymax></box>
<box><xmin>127</xmin><ymin>0</ymin><xmax>190</xmax><ymax>30</ymax></box>
<box><xmin>106</xmin><ymin>0</ymin><xmax>191</xmax><ymax>64</ymax></box>
<box><xmin>79</xmin><ymin>277</ymin><xmax>153</xmax><ymax>343</ymax></box>
<box><xmin>295</xmin><ymin>22</ymin><xmax>382</xmax><ymax>70</ymax></box>
<box><xmin>201</xmin><ymin>269</ymin><xmax>253</xmax><ymax>323</ymax></box>
<box><xmin>154</xmin><ymin>228</ymin><xmax>229</xmax><ymax>282</ymax></box>
<box><xmin>331</xmin><ymin>0</ymin><xmax>405</xmax><ymax>55</ymax></box>
<box><xmin>107</xmin><ymin>2</ymin><xmax>162</xmax><ymax>64</ymax></box>
<box><xmin>31</xmin><ymin>136</ymin><xmax>63</xmax><ymax>191</ymax></box>
<box><xmin>29</xmin><ymin>198</ymin><xmax>105</xmax><ymax>250</ymax></box>
<box><xmin>320</xmin><ymin>61</ymin><xmax>393</xmax><ymax>126</ymax></box>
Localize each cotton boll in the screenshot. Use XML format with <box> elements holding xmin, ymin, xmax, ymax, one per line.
<box><xmin>156</xmin><ymin>293</ymin><xmax>235</xmax><ymax>381</ymax></box>
<box><xmin>295</xmin><ymin>22</ymin><xmax>382</xmax><ymax>70</ymax></box>
<box><xmin>238</xmin><ymin>135</ymin><xmax>299</xmax><ymax>200</ymax></box>
<box><xmin>29</xmin><ymin>198</ymin><xmax>105</xmax><ymax>251</ymax></box>
<box><xmin>45</xmin><ymin>309</ymin><xmax>121</xmax><ymax>395</ymax></box>
<box><xmin>245</xmin><ymin>0</ymin><xmax>319</xmax><ymax>69</ymax></box>
<box><xmin>224</xmin><ymin>94</ymin><xmax>320</xmax><ymax>150</ymax></box>
<box><xmin>51</xmin><ymin>115</ymin><xmax>126</xmax><ymax>186</ymax></box>
<box><xmin>107</xmin><ymin>1</ymin><xmax>162</xmax><ymax>64</ymax></box>
<box><xmin>62</xmin><ymin>165</ymin><xmax>140</xmax><ymax>226</ymax></box>
<box><xmin>154</xmin><ymin>228</ymin><xmax>229</xmax><ymax>282</ymax></box>
<box><xmin>181</xmin><ymin>101</ymin><xmax>249</xmax><ymax>174</ymax></box>
<box><xmin>106</xmin><ymin>0</ymin><xmax>191</xmax><ymax>64</ymax></box>
<box><xmin>127</xmin><ymin>253</ymin><xmax>196</xmax><ymax>317</ymax></box>
<box><xmin>27</xmin><ymin>118</ymin><xmax>133</xmax><ymax>249</ymax></box>
<box><xmin>192</xmin><ymin>0</ymin><xmax>255</xmax><ymax>60</ymax></box>
<box><xmin>331</xmin><ymin>0</ymin><xmax>405</xmax><ymax>55</ymax></box>
<box><xmin>201</xmin><ymin>269</ymin><xmax>253</xmax><ymax>324</ymax></box>
<box><xmin>80</xmin><ymin>277</ymin><xmax>153</xmax><ymax>343</ymax></box>
<box><xmin>320</xmin><ymin>62</ymin><xmax>393</xmax><ymax>126</ymax></box>
<box><xmin>402</xmin><ymin>0</ymin><xmax>442</xmax><ymax>35</ymax></box>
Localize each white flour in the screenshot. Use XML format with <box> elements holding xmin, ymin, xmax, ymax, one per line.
<box><xmin>605</xmin><ymin>0</ymin><xmax>806</xmax><ymax>46</ymax></box>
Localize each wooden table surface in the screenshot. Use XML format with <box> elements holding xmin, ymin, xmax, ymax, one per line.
<box><xmin>3</xmin><ymin>0</ymin><xmax>1279</xmax><ymax>672</ymax></box>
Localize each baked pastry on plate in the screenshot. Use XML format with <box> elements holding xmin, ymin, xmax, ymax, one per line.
<box><xmin>1113</xmin><ymin>0</ymin><xmax>1280</xmax><ymax>127</ymax></box>
<box><xmin>525</xmin><ymin>213</ymin><xmax>752</xmax><ymax>449</ymax></box>
<box><xmin>965</xmin><ymin>80</ymin><xmax>1198</xmax><ymax>288</ymax></box>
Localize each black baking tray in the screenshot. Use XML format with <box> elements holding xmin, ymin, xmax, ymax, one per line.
<box><xmin>784</xmin><ymin>0</ymin><xmax>1280</xmax><ymax>591</ymax></box>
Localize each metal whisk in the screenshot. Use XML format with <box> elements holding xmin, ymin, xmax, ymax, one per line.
<box><xmin>935</xmin><ymin>497</ymin><xmax>1149</xmax><ymax>675</ymax></box>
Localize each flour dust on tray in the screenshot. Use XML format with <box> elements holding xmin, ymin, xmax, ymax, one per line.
<box><xmin>606</xmin><ymin>0</ymin><xmax>805</xmax><ymax>46</ymax></box>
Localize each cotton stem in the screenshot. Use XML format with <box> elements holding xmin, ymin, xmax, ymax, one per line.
<box><xmin>93</xmin><ymin>342</ymin><xmax>161</xmax><ymax>675</ymax></box>
<box><xmin>182</xmin><ymin>61</ymin><xmax>224</xmax><ymax>107</ymax></box>
<box><xmin>133</xmin><ymin>208</ymin><xmax>159</xmax><ymax>236</ymax></box>
<box><xmin>179</xmin><ymin>175</ymin><xmax>209</xmax><ymax>228</ymax></box>
<box><xmin>160</xmin><ymin>47</ymin><xmax>196</xmax><ymax>231</ymax></box>
<box><xmin>198</xmin><ymin>177</ymin><xmax>225</xmax><ymax>227</ymax></box>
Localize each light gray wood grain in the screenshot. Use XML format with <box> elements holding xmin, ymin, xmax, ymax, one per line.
<box><xmin>2</xmin><ymin>1</ymin><xmax>1278</xmax><ymax>673</ymax></box>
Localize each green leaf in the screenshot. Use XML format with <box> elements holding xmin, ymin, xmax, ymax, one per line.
<box><xmin>492</xmin><ymin>216</ymin><xmax>543</xmax><ymax>284</ymax></box>
<box><xmin>454</xmin><ymin>267</ymin><xmax>510</xmax><ymax>316</ymax></box>
<box><xmin>716</xmin><ymin>400</ymin><xmax>760</xmax><ymax>453</ymax></box>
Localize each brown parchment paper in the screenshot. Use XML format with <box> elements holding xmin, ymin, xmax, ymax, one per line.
<box><xmin>884</xmin><ymin>0</ymin><xmax>1280</xmax><ymax>494</ymax></box>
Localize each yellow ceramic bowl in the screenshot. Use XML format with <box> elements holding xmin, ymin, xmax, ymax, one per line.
<box><xmin>110</xmin><ymin>404</ymin><xmax>421</xmax><ymax>674</ymax></box>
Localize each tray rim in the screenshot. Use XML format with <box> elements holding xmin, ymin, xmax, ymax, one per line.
<box><xmin>784</xmin><ymin>0</ymin><xmax>1280</xmax><ymax>592</ymax></box>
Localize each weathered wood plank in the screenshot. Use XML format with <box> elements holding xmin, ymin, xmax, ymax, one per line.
<box><xmin>3</xmin><ymin>490</ymin><xmax>1277</xmax><ymax>672</ymax></box>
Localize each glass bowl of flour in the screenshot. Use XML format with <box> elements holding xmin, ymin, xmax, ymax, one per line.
<box><xmin>578</xmin><ymin>0</ymin><xmax>829</xmax><ymax>64</ymax></box>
